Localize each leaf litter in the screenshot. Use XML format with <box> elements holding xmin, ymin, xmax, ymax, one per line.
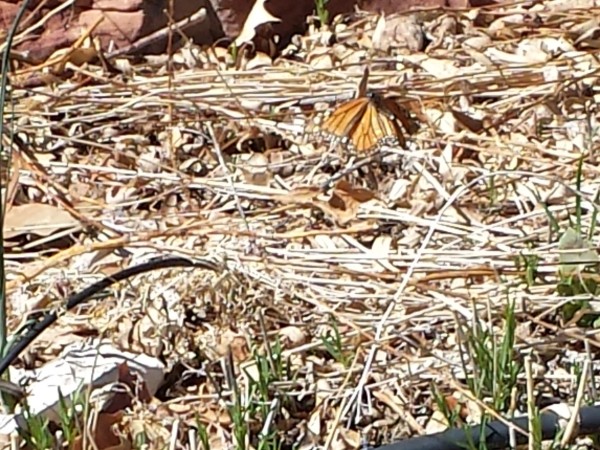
<box><xmin>4</xmin><ymin>0</ymin><xmax>600</xmax><ymax>449</ymax></box>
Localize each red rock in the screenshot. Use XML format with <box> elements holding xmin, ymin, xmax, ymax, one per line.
<box><xmin>3</xmin><ymin>0</ymin><xmax>215</xmax><ymax>62</ymax></box>
<box><xmin>360</xmin><ymin>0</ymin><xmax>445</xmax><ymax>12</ymax></box>
<box><xmin>0</xmin><ymin>0</ymin><xmax>483</xmax><ymax>65</ymax></box>
<box><xmin>0</xmin><ymin>2</ymin><xmax>22</xmax><ymax>30</ymax></box>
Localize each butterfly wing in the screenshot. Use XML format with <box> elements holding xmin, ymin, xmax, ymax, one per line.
<box><xmin>376</xmin><ymin>107</ymin><xmax>407</xmax><ymax>149</ymax></box>
<box><xmin>380</xmin><ymin>98</ymin><xmax>418</xmax><ymax>136</ymax></box>
<box><xmin>371</xmin><ymin>96</ymin><xmax>410</xmax><ymax>148</ymax></box>
<box><xmin>322</xmin><ymin>98</ymin><xmax>370</xmax><ymax>139</ymax></box>
<box><xmin>352</xmin><ymin>102</ymin><xmax>380</xmax><ymax>152</ymax></box>
<box><xmin>322</xmin><ymin>94</ymin><xmax>413</xmax><ymax>152</ymax></box>
<box><xmin>350</xmin><ymin>98</ymin><xmax>406</xmax><ymax>151</ymax></box>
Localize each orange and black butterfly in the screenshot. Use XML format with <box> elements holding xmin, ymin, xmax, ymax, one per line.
<box><xmin>321</xmin><ymin>68</ymin><xmax>416</xmax><ymax>153</ymax></box>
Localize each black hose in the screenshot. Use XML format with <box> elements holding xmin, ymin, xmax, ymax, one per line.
<box><xmin>374</xmin><ymin>405</ymin><xmax>600</xmax><ymax>450</ymax></box>
<box><xmin>0</xmin><ymin>255</ymin><xmax>219</xmax><ymax>376</ymax></box>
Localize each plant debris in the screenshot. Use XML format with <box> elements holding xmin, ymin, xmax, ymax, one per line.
<box><xmin>4</xmin><ymin>1</ymin><xmax>600</xmax><ymax>449</ymax></box>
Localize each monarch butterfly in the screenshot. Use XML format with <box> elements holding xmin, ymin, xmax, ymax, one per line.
<box><xmin>322</xmin><ymin>93</ymin><xmax>416</xmax><ymax>153</ymax></box>
<box><xmin>320</xmin><ymin>68</ymin><xmax>415</xmax><ymax>153</ymax></box>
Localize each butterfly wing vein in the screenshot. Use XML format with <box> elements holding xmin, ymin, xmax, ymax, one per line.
<box><xmin>322</xmin><ymin>95</ymin><xmax>409</xmax><ymax>153</ymax></box>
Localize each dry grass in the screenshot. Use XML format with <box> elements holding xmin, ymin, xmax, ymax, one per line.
<box><xmin>4</xmin><ymin>2</ymin><xmax>600</xmax><ymax>449</ymax></box>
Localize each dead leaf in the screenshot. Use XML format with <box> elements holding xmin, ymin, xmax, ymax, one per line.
<box><xmin>73</xmin><ymin>411</ymin><xmax>127</xmax><ymax>450</ymax></box>
<box><xmin>307</xmin><ymin>409</ymin><xmax>321</xmax><ymax>437</ymax></box>
<box><xmin>236</xmin><ymin>126</ymin><xmax>263</xmax><ymax>152</ymax></box>
<box><xmin>450</xmin><ymin>108</ymin><xmax>484</xmax><ymax>133</ymax></box>
<box><xmin>235</xmin><ymin>0</ymin><xmax>281</xmax><ymax>47</ymax></box>
<box><xmin>314</xmin><ymin>182</ymin><xmax>378</xmax><ymax>225</ymax></box>
<box><xmin>372</xmin><ymin>14</ymin><xmax>424</xmax><ymax>52</ymax></box>
<box><xmin>338</xmin><ymin>428</ymin><xmax>361</xmax><ymax>449</ymax></box>
<box><xmin>425</xmin><ymin>410</ymin><xmax>451</xmax><ymax>434</ymax></box>
<box><xmin>215</xmin><ymin>329</ymin><xmax>250</xmax><ymax>362</ymax></box>
<box><xmin>273</xmin><ymin>183</ymin><xmax>375</xmax><ymax>226</ymax></box>
<box><xmin>371</xmin><ymin>235</ymin><xmax>398</xmax><ymax>273</ymax></box>
<box><xmin>230</xmin><ymin>335</ymin><xmax>250</xmax><ymax>362</ymax></box>
<box><xmin>372</xmin><ymin>14</ymin><xmax>387</xmax><ymax>49</ymax></box>
<box><xmin>172</xmin><ymin>402</ymin><xmax>232</xmax><ymax>428</ymax></box>
<box><xmin>317</xmin><ymin>192</ymin><xmax>359</xmax><ymax>225</ymax></box>
<box><xmin>330</xmin><ymin>426</ymin><xmax>360</xmax><ymax>450</ymax></box>
<box><xmin>50</xmin><ymin>45</ymin><xmax>98</xmax><ymax>73</ymax></box>
<box><xmin>4</xmin><ymin>203</ymin><xmax>80</xmax><ymax>239</ymax></box>
<box><xmin>244</xmin><ymin>51</ymin><xmax>274</xmax><ymax>70</ymax></box>
<box><xmin>419</xmin><ymin>57</ymin><xmax>462</xmax><ymax>78</ymax></box>
<box><xmin>278</xmin><ymin>326</ymin><xmax>308</xmax><ymax>348</ymax></box>
<box><xmin>327</xmin><ymin>192</ymin><xmax>353</xmax><ymax>212</ymax></box>
<box><xmin>308</xmin><ymin>50</ymin><xmax>334</xmax><ymax>69</ymax></box>
<box><xmin>335</xmin><ymin>180</ymin><xmax>377</xmax><ymax>202</ymax></box>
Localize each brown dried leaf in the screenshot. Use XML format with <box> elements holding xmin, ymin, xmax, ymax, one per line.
<box><xmin>338</xmin><ymin>428</ymin><xmax>361</xmax><ymax>449</ymax></box>
<box><xmin>50</xmin><ymin>46</ymin><xmax>98</xmax><ymax>73</ymax></box>
<box><xmin>195</xmin><ymin>404</ymin><xmax>232</xmax><ymax>427</ymax></box>
<box><xmin>215</xmin><ymin>329</ymin><xmax>250</xmax><ymax>362</ymax></box>
<box><xmin>4</xmin><ymin>203</ymin><xmax>80</xmax><ymax>239</ymax></box>
<box><xmin>317</xmin><ymin>193</ymin><xmax>359</xmax><ymax>225</ymax></box>
<box><xmin>334</xmin><ymin>180</ymin><xmax>377</xmax><ymax>203</ymax></box>
<box><xmin>73</xmin><ymin>411</ymin><xmax>127</xmax><ymax>450</ymax></box>
<box><xmin>315</xmin><ymin>182</ymin><xmax>379</xmax><ymax>225</ymax></box>
<box><xmin>450</xmin><ymin>108</ymin><xmax>484</xmax><ymax>133</ymax></box>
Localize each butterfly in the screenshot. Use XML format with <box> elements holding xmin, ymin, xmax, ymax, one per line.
<box><xmin>321</xmin><ymin>69</ymin><xmax>415</xmax><ymax>153</ymax></box>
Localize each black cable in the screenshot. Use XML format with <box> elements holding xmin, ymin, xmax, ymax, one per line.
<box><xmin>374</xmin><ymin>405</ymin><xmax>600</xmax><ymax>450</ymax></box>
<box><xmin>0</xmin><ymin>255</ymin><xmax>219</xmax><ymax>376</ymax></box>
